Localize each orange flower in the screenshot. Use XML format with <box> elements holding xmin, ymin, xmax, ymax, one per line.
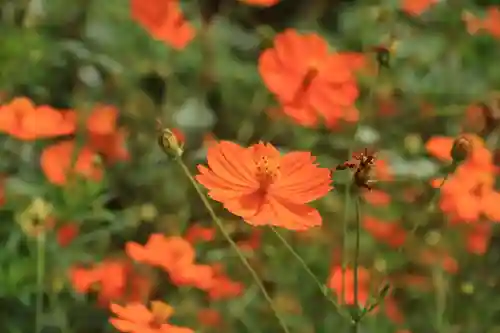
<box><xmin>327</xmin><ymin>266</ymin><xmax>371</xmax><ymax>306</ymax></box>
<box><xmin>464</xmin><ymin>223</ymin><xmax>491</xmax><ymax>255</ymax></box>
<box><xmin>56</xmin><ymin>223</ymin><xmax>79</xmax><ymax>247</ymax></box>
<box><xmin>196</xmin><ymin>141</ymin><xmax>332</xmax><ymax>230</ymax></box>
<box><xmin>185</xmin><ymin>224</ymin><xmax>216</xmax><ymax>244</ymax></box>
<box><xmin>110</xmin><ymin>301</ymin><xmax>194</xmax><ymax>333</ymax></box>
<box><xmin>259</xmin><ymin>29</ymin><xmax>362</xmax><ymax>128</ymax></box>
<box><xmin>205</xmin><ymin>265</ymin><xmax>244</xmax><ymax>300</ymax></box>
<box><xmin>197</xmin><ymin>308</ymin><xmax>222</xmax><ymax>328</ymax></box>
<box><xmin>86</xmin><ymin>105</ymin><xmax>129</xmax><ymax>163</ymax></box>
<box><xmin>238</xmin><ymin>0</ymin><xmax>279</xmax><ymax>6</ymax></box>
<box><xmin>363</xmin><ymin>189</ymin><xmax>391</xmax><ymax>206</ymax></box>
<box><xmin>41</xmin><ymin>140</ymin><xmax>103</xmax><ymax>186</ymax></box>
<box><xmin>70</xmin><ymin>260</ymin><xmax>151</xmax><ymax>305</ymax></box>
<box><xmin>131</xmin><ymin>0</ymin><xmax>195</xmax><ymax>49</ymax></box>
<box><xmin>363</xmin><ymin>216</ymin><xmax>406</xmax><ymax>248</ymax></box>
<box><xmin>126</xmin><ymin>234</ymin><xmax>195</xmax><ymax>272</ymax></box>
<box><xmin>401</xmin><ymin>0</ymin><xmax>437</xmax><ymax>16</ymax></box>
<box><xmin>0</xmin><ymin>97</ymin><xmax>75</xmax><ymax>140</ymax></box>
<box><xmin>463</xmin><ymin>7</ymin><xmax>500</xmax><ymax>39</ymax></box>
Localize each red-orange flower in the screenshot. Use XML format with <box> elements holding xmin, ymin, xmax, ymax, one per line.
<box><xmin>56</xmin><ymin>223</ymin><xmax>79</xmax><ymax>247</ymax></box>
<box><xmin>401</xmin><ymin>0</ymin><xmax>437</xmax><ymax>16</ymax></box>
<box><xmin>463</xmin><ymin>7</ymin><xmax>500</xmax><ymax>39</ymax></box>
<box><xmin>41</xmin><ymin>140</ymin><xmax>103</xmax><ymax>186</ymax></box>
<box><xmin>70</xmin><ymin>259</ymin><xmax>151</xmax><ymax>305</ymax></box>
<box><xmin>86</xmin><ymin>105</ymin><xmax>129</xmax><ymax>163</ymax></box>
<box><xmin>363</xmin><ymin>216</ymin><xmax>406</xmax><ymax>248</ymax></box>
<box><xmin>327</xmin><ymin>266</ymin><xmax>370</xmax><ymax>306</ymax></box>
<box><xmin>110</xmin><ymin>301</ymin><xmax>193</xmax><ymax>333</ymax></box>
<box><xmin>196</xmin><ymin>141</ymin><xmax>332</xmax><ymax>230</ymax></box>
<box><xmin>126</xmin><ymin>234</ymin><xmax>195</xmax><ymax>272</ymax></box>
<box><xmin>239</xmin><ymin>0</ymin><xmax>279</xmax><ymax>6</ymax></box>
<box><xmin>131</xmin><ymin>0</ymin><xmax>195</xmax><ymax>49</ymax></box>
<box><xmin>259</xmin><ymin>29</ymin><xmax>362</xmax><ymax>128</ymax></box>
<box><xmin>0</xmin><ymin>97</ymin><xmax>75</xmax><ymax>140</ymax></box>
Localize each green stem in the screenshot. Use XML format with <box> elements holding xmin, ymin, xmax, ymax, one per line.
<box><xmin>269</xmin><ymin>226</ymin><xmax>351</xmax><ymax>320</ymax></box>
<box><xmin>35</xmin><ymin>232</ymin><xmax>46</xmax><ymax>333</ymax></box>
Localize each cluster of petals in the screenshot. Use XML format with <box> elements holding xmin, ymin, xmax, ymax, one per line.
<box><xmin>195</xmin><ymin>140</ymin><xmax>332</xmax><ymax>230</ymax></box>
<box><xmin>126</xmin><ymin>234</ymin><xmax>243</xmax><ymax>299</ymax></box>
<box><xmin>110</xmin><ymin>301</ymin><xmax>193</xmax><ymax>333</ymax></box>
<box><xmin>70</xmin><ymin>259</ymin><xmax>151</xmax><ymax>305</ymax></box>
<box><xmin>463</xmin><ymin>7</ymin><xmax>500</xmax><ymax>39</ymax></box>
<box><xmin>0</xmin><ymin>97</ymin><xmax>129</xmax><ymax>185</ymax></box>
<box><xmin>259</xmin><ymin>29</ymin><xmax>365</xmax><ymax>128</ymax></box>
<box><xmin>401</xmin><ymin>0</ymin><xmax>437</xmax><ymax>16</ymax></box>
<box><xmin>426</xmin><ymin>134</ymin><xmax>500</xmax><ymax>222</ymax></box>
<box><xmin>363</xmin><ymin>215</ymin><xmax>407</xmax><ymax>248</ymax></box>
<box><xmin>130</xmin><ymin>0</ymin><xmax>195</xmax><ymax>49</ymax></box>
<box><xmin>327</xmin><ymin>266</ymin><xmax>405</xmax><ymax>324</ymax></box>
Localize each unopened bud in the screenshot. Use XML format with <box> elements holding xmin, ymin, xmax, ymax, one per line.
<box><xmin>450</xmin><ymin>135</ymin><xmax>472</xmax><ymax>164</ymax></box>
<box><xmin>157</xmin><ymin>127</ymin><xmax>184</xmax><ymax>158</ymax></box>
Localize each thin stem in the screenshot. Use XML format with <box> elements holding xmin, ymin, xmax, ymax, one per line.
<box><xmin>35</xmin><ymin>232</ymin><xmax>46</xmax><ymax>333</ymax></box>
<box><xmin>269</xmin><ymin>226</ymin><xmax>351</xmax><ymax>321</ymax></box>
<box><xmin>175</xmin><ymin>159</ymin><xmax>290</xmax><ymax>333</ymax></box>
<box><xmin>353</xmin><ymin>196</ymin><xmax>361</xmax><ymax>313</ymax></box>
<box><xmin>341</xmin><ymin>182</ymin><xmax>350</xmax><ymax>308</ymax></box>
<box><xmin>351</xmin><ymin>196</ymin><xmax>362</xmax><ymax>333</ymax></box>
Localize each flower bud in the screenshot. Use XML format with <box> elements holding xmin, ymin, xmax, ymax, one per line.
<box><xmin>450</xmin><ymin>135</ymin><xmax>472</xmax><ymax>164</ymax></box>
<box><xmin>158</xmin><ymin>127</ymin><xmax>184</xmax><ymax>158</ymax></box>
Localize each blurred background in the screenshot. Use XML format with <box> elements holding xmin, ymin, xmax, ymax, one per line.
<box><xmin>0</xmin><ymin>0</ymin><xmax>499</xmax><ymax>332</ymax></box>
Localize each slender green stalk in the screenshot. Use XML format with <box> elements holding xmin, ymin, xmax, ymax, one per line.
<box><xmin>351</xmin><ymin>196</ymin><xmax>362</xmax><ymax>333</ymax></box>
<box><xmin>35</xmin><ymin>232</ymin><xmax>46</xmax><ymax>333</ymax></box>
<box><xmin>269</xmin><ymin>226</ymin><xmax>351</xmax><ymax>320</ymax></box>
<box><xmin>175</xmin><ymin>159</ymin><xmax>290</xmax><ymax>333</ymax></box>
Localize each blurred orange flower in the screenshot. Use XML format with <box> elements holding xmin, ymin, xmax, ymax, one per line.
<box><xmin>363</xmin><ymin>216</ymin><xmax>406</xmax><ymax>248</ymax></box>
<box><xmin>110</xmin><ymin>301</ymin><xmax>193</xmax><ymax>333</ymax></box>
<box><xmin>41</xmin><ymin>140</ymin><xmax>103</xmax><ymax>186</ymax></box>
<box><xmin>0</xmin><ymin>97</ymin><xmax>75</xmax><ymax>140</ymax></box>
<box><xmin>70</xmin><ymin>260</ymin><xmax>151</xmax><ymax>305</ymax></box>
<box><xmin>463</xmin><ymin>7</ymin><xmax>500</xmax><ymax>39</ymax></box>
<box><xmin>239</xmin><ymin>0</ymin><xmax>279</xmax><ymax>6</ymax></box>
<box><xmin>401</xmin><ymin>0</ymin><xmax>437</xmax><ymax>16</ymax></box>
<box><xmin>427</xmin><ymin>134</ymin><xmax>500</xmax><ymax>222</ymax></box>
<box><xmin>196</xmin><ymin>141</ymin><xmax>332</xmax><ymax>230</ymax></box>
<box><xmin>126</xmin><ymin>234</ymin><xmax>195</xmax><ymax>272</ymax></box>
<box><xmin>259</xmin><ymin>29</ymin><xmax>362</xmax><ymax>128</ymax></box>
<box><xmin>328</xmin><ymin>266</ymin><xmax>370</xmax><ymax>306</ymax></box>
<box><xmin>185</xmin><ymin>224</ymin><xmax>216</xmax><ymax>244</ymax></box>
<box><xmin>131</xmin><ymin>0</ymin><xmax>195</xmax><ymax>49</ymax></box>
<box><xmin>56</xmin><ymin>223</ymin><xmax>79</xmax><ymax>247</ymax></box>
<box><xmin>86</xmin><ymin>105</ymin><xmax>129</xmax><ymax>163</ymax></box>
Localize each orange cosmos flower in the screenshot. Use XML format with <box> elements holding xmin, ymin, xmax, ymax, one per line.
<box><xmin>259</xmin><ymin>29</ymin><xmax>362</xmax><ymax>128</ymax></box>
<box><xmin>126</xmin><ymin>234</ymin><xmax>195</xmax><ymax>272</ymax></box>
<box><xmin>110</xmin><ymin>301</ymin><xmax>194</xmax><ymax>333</ymax></box>
<box><xmin>401</xmin><ymin>0</ymin><xmax>437</xmax><ymax>16</ymax></box>
<box><xmin>195</xmin><ymin>141</ymin><xmax>332</xmax><ymax>230</ymax></box>
<box><xmin>463</xmin><ymin>7</ymin><xmax>500</xmax><ymax>39</ymax></box>
<box><xmin>41</xmin><ymin>140</ymin><xmax>103</xmax><ymax>185</ymax></box>
<box><xmin>328</xmin><ymin>266</ymin><xmax>371</xmax><ymax>306</ymax></box>
<box><xmin>86</xmin><ymin>105</ymin><xmax>129</xmax><ymax>163</ymax></box>
<box><xmin>0</xmin><ymin>97</ymin><xmax>75</xmax><ymax>140</ymax></box>
<box><xmin>239</xmin><ymin>0</ymin><xmax>279</xmax><ymax>6</ymax></box>
<box><xmin>131</xmin><ymin>0</ymin><xmax>195</xmax><ymax>49</ymax></box>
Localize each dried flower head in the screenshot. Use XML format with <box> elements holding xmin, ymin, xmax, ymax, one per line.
<box><xmin>336</xmin><ymin>148</ymin><xmax>377</xmax><ymax>191</ymax></box>
<box><xmin>156</xmin><ymin>120</ymin><xmax>184</xmax><ymax>158</ymax></box>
